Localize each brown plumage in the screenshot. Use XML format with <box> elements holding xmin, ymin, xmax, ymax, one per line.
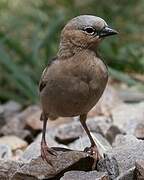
<box><xmin>39</xmin><ymin>15</ymin><xmax>118</xmax><ymax>165</ymax></box>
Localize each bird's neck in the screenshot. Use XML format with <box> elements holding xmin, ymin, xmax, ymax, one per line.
<box><xmin>57</xmin><ymin>39</ymin><xmax>83</xmax><ymax>59</ymax></box>
<box><xmin>57</xmin><ymin>38</ymin><xmax>99</xmax><ymax>59</ymax></box>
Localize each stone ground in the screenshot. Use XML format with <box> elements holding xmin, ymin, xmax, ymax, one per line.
<box><xmin>0</xmin><ymin>83</ymin><xmax>144</xmax><ymax>180</ymax></box>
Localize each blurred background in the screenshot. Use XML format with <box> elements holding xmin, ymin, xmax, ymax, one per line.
<box><xmin>0</xmin><ymin>0</ymin><xmax>144</xmax><ymax>105</ymax></box>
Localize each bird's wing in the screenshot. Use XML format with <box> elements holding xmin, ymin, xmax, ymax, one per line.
<box><xmin>39</xmin><ymin>57</ymin><xmax>57</xmax><ymax>92</ymax></box>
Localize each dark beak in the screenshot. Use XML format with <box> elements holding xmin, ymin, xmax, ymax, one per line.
<box><xmin>99</xmin><ymin>26</ymin><xmax>118</xmax><ymax>38</ymax></box>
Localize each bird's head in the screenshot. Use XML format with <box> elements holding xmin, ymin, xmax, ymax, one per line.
<box><xmin>60</xmin><ymin>15</ymin><xmax>118</xmax><ymax>51</ymax></box>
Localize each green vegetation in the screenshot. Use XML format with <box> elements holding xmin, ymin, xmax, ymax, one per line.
<box><xmin>0</xmin><ymin>0</ymin><xmax>144</xmax><ymax>104</ymax></box>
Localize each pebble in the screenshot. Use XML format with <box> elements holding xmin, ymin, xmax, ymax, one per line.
<box><xmin>61</xmin><ymin>170</ymin><xmax>109</xmax><ymax>180</ymax></box>
<box><xmin>0</xmin><ymin>135</ymin><xmax>28</xmax><ymax>151</ymax></box>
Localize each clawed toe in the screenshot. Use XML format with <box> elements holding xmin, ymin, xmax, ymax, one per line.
<box><xmin>84</xmin><ymin>145</ymin><xmax>102</xmax><ymax>170</ymax></box>
<box><xmin>47</xmin><ymin>147</ymin><xmax>57</xmax><ymax>156</ymax></box>
<box><xmin>41</xmin><ymin>145</ymin><xmax>57</xmax><ymax>166</ymax></box>
<box><xmin>84</xmin><ymin>145</ymin><xmax>102</xmax><ymax>160</ymax></box>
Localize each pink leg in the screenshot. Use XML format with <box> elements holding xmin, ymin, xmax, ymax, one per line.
<box><xmin>40</xmin><ymin>113</ymin><xmax>57</xmax><ymax>165</ymax></box>
<box><xmin>80</xmin><ymin>114</ymin><xmax>102</xmax><ymax>163</ymax></box>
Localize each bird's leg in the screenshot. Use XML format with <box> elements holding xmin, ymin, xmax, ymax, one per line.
<box><xmin>80</xmin><ymin>114</ymin><xmax>101</xmax><ymax>160</ymax></box>
<box><xmin>41</xmin><ymin>113</ymin><xmax>57</xmax><ymax>165</ymax></box>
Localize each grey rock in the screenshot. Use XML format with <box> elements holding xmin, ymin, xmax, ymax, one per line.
<box><xmin>18</xmin><ymin>105</ymin><xmax>41</xmax><ymax>122</ymax></box>
<box><xmin>25</xmin><ymin>107</ymin><xmax>42</xmax><ymax>130</ymax></box>
<box><xmin>0</xmin><ymin>104</ymin><xmax>28</xmax><ymax>138</ymax></box>
<box><xmin>0</xmin><ymin>149</ymin><xmax>95</xmax><ymax>179</ymax></box>
<box><xmin>112</xmin><ymin>102</ymin><xmax>144</xmax><ymax>135</ymax></box>
<box><xmin>69</xmin><ymin>133</ymin><xmax>112</xmax><ymax>158</ymax></box>
<box><xmin>115</xmin><ymin>167</ymin><xmax>135</xmax><ymax>180</ymax></box>
<box><xmin>60</xmin><ymin>170</ymin><xmax>109</xmax><ymax>180</ymax></box>
<box><xmin>0</xmin><ymin>105</ymin><xmax>43</xmax><ymax>139</ymax></box>
<box><xmin>0</xmin><ymin>116</ymin><xmax>30</xmax><ymax>139</ymax></box>
<box><xmin>0</xmin><ymin>144</ymin><xmax>12</xmax><ymax>159</ymax></box>
<box><xmin>12</xmin><ymin>173</ymin><xmax>38</xmax><ymax>180</ymax></box>
<box><xmin>117</xmin><ymin>89</ymin><xmax>144</xmax><ymax>103</ymax></box>
<box><xmin>0</xmin><ymin>160</ymin><xmax>23</xmax><ymax>179</ymax></box>
<box><xmin>18</xmin><ymin>151</ymin><xmax>94</xmax><ymax>179</ymax></box>
<box><xmin>55</xmin><ymin>116</ymin><xmax>112</xmax><ymax>144</ymax></box>
<box><xmin>112</xmin><ymin>134</ymin><xmax>139</xmax><ymax>147</ymax></box>
<box><xmin>89</xmin><ymin>85</ymin><xmax>123</xmax><ymax>117</ymax></box>
<box><xmin>0</xmin><ymin>135</ymin><xmax>28</xmax><ymax>151</ymax></box>
<box><xmin>3</xmin><ymin>101</ymin><xmax>22</xmax><ymax>114</ymax></box>
<box><xmin>21</xmin><ymin>132</ymin><xmax>69</xmax><ymax>162</ymax></box>
<box><xmin>69</xmin><ymin>135</ymin><xmax>92</xmax><ymax>151</ymax></box>
<box><xmin>23</xmin><ymin>150</ymin><xmax>95</xmax><ymax>179</ymax></box>
<box><xmin>55</xmin><ymin>120</ymin><xmax>84</xmax><ymax>144</ymax></box>
<box><xmin>1</xmin><ymin>105</ymin><xmax>41</xmax><ymax>139</ymax></box>
<box><xmin>0</xmin><ymin>105</ymin><xmax>4</xmax><ymax>115</ymax></box>
<box><xmin>97</xmin><ymin>154</ymin><xmax>119</xmax><ymax>179</ymax></box>
<box><xmin>134</xmin><ymin>123</ymin><xmax>144</xmax><ymax>139</ymax></box>
<box><xmin>100</xmin><ymin>135</ymin><xmax>144</xmax><ymax>179</ymax></box>
<box><xmin>105</xmin><ymin>125</ymin><xmax>122</xmax><ymax>144</ymax></box>
<box><xmin>87</xmin><ymin>117</ymin><xmax>112</xmax><ymax>135</ymax></box>
<box><xmin>0</xmin><ymin>105</ymin><xmax>5</xmax><ymax>128</ymax></box>
<box><xmin>135</xmin><ymin>160</ymin><xmax>144</xmax><ymax>180</ymax></box>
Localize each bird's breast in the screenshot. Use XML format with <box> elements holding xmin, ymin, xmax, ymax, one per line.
<box><xmin>41</xmin><ymin>55</ymin><xmax>108</xmax><ymax>117</ymax></box>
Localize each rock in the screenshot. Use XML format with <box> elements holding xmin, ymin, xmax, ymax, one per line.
<box><xmin>0</xmin><ymin>149</ymin><xmax>95</xmax><ymax>179</ymax></box>
<box><xmin>60</xmin><ymin>170</ymin><xmax>109</xmax><ymax>180</ymax></box>
<box><xmin>97</xmin><ymin>154</ymin><xmax>119</xmax><ymax>179</ymax></box>
<box><xmin>0</xmin><ymin>116</ymin><xmax>30</xmax><ymax>139</ymax></box>
<box><xmin>115</xmin><ymin>167</ymin><xmax>135</xmax><ymax>180</ymax></box>
<box><xmin>135</xmin><ymin>160</ymin><xmax>144</xmax><ymax>180</ymax></box>
<box><xmin>112</xmin><ymin>102</ymin><xmax>144</xmax><ymax>135</ymax></box>
<box><xmin>134</xmin><ymin>123</ymin><xmax>144</xmax><ymax>139</ymax></box>
<box><xmin>112</xmin><ymin>134</ymin><xmax>139</xmax><ymax>147</ymax></box>
<box><xmin>48</xmin><ymin>116</ymin><xmax>74</xmax><ymax>129</ymax></box>
<box><xmin>0</xmin><ymin>105</ymin><xmax>5</xmax><ymax>128</ymax></box>
<box><xmin>106</xmin><ymin>125</ymin><xmax>122</xmax><ymax>144</ymax></box>
<box><xmin>88</xmin><ymin>85</ymin><xmax>123</xmax><ymax>117</ymax></box>
<box><xmin>21</xmin><ymin>132</ymin><xmax>68</xmax><ymax>162</ymax></box>
<box><xmin>20</xmin><ymin>105</ymin><xmax>73</xmax><ymax>131</ymax></box>
<box><xmin>25</xmin><ymin>107</ymin><xmax>42</xmax><ymax>130</ymax></box>
<box><xmin>19</xmin><ymin>131</ymin><xmax>98</xmax><ymax>179</ymax></box>
<box><xmin>12</xmin><ymin>174</ymin><xmax>38</xmax><ymax>180</ymax></box>
<box><xmin>100</xmin><ymin>135</ymin><xmax>144</xmax><ymax>179</ymax></box>
<box><xmin>25</xmin><ymin>107</ymin><xmax>72</xmax><ymax>130</ymax></box>
<box><xmin>12</xmin><ymin>173</ymin><xmax>38</xmax><ymax>180</ymax></box>
<box><xmin>69</xmin><ymin>133</ymin><xmax>112</xmax><ymax>158</ymax></box>
<box><xmin>13</xmin><ymin>149</ymin><xmax>24</xmax><ymax>161</ymax></box>
<box><xmin>87</xmin><ymin>117</ymin><xmax>112</xmax><ymax>136</ymax></box>
<box><xmin>17</xmin><ymin>105</ymin><xmax>42</xmax><ymax>131</ymax></box>
<box><xmin>117</xmin><ymin>89</ymin><xmax>144</xmax><ymax>103</ymax></box>
<box><xmin>24</xmin><ymin>105</ymin><xmax>73</xmax><ymax>131</ymax></box>
<box><xmin>0</xmin><ymin>135</ymin><xmax>28</xmax><ymax>151</ymax></box>
<box><xmin>18</xmin><ymin>105</ymin><xmax>40</xmax><ymax>119</ymax></box>
<box><xmin>18</xmin><ymin>150</ymin><xmax>95</xmax><ymax>179</ymax></box>
<box><xmin>0</xmin><ymin>102</ymin><xmax>22</xmax><ymax>133</ymax></box>
<box><xmin>55</xmin><ymin>120</ymin><xmax>84</xmax><ymax>144</ymax></box>
<box><xmin>0</xmin><ymin>105</ymin><xmax>4</xmax><ymax>115</ymax></box>
<box><xmin>0</xmin><ymin>144</ymin><xmax>12</xmax><ymax>159</ymax></box>
<box><xmin>0</xmin><ymin>105</ymin><xmax>44</xmax><ymax>139</ymax></box>
<box><xmin>3</xmin><ymin>101</ymin><xmax>22</xmax><ymax>114</ymax></box>
<box><xmin>55</xmin><ymin>116</ymin><xmax>112</xmax><ymax>144</ymax></box>
<box><xmin>0</xmin><ymin>159</ymin><xmax>23</xmax><ymax>179</ymax></box>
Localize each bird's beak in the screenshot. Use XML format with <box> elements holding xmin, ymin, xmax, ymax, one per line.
<box><xmin>99</xmin><ymin>26</ymin><xmax>118</xmax><ymax>38</ymax></box>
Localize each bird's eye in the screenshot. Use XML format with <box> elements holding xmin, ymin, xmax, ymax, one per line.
<box><xmin>83</xmin><ymin>27</ymin><xmax>95</xmax><ymax>35</ymax></box>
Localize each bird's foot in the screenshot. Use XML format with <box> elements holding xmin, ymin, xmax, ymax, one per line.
<box><xmin>84</xmin><ymin>145</ymin><xmax>102</xmax><ymax>170</ymax></box>
<box><xmin>84</xmin><ymin>145</ymin><xmax>101</xmax><ymax>159</ymax></box>
<box><xmin>41</xmin><ymin>143</ymin><xmax>57</xmax><ymax>166</ymax></box>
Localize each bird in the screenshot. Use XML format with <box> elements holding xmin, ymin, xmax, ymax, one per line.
<box><xmin>39</xmin><ymin>15</ymin><xmax>118</xmax><ymax>164</ymax></box>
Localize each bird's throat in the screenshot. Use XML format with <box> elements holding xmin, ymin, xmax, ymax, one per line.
<box><xmin>57</xmin><ymin>39</ymin><xmax>86</xmax><ymax>59</ymax></box>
